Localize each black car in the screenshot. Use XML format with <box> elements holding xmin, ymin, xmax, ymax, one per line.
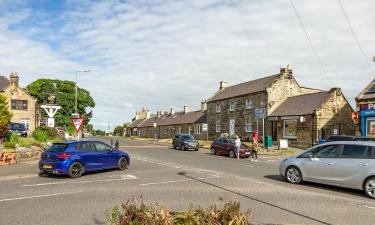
<box><xmin>9</xmin><ymin>122</ymin><xmax>27</xmax><ymax>137</ymax></box>
<box><xmin>325</xmin><ymin>135</ymin><xmax>375</xmax><ymax>143</ymax></box>
<box><xmin>172</xmin><ymin>134</ymin><xmax>199</xmax><ymax>151</ymax></box>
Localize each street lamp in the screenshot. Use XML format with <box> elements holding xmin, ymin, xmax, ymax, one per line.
<box><xmin>75</xmin><ymin>70</ymin><xmax>91</xmax><ymax>117</ymax></box>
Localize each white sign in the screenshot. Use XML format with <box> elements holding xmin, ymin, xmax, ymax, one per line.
<box><xmin>41</xmin><ymin>105</ymin><xmax>61</xmax><ymax>118</ymax></box>
<box><xmin>255</xmin><ymin>108</ymin><xmax>266</xmax><ymax>118</ymax></box>
<box><xmin>47</xmin><ymin>118</ymin><xmax>55</xmax><ymax>128</ymax></box>
<box><xmin>202</xmin><ymin>123</ymin><xmax>208</xmax><ymax>131</ymax></box>
<box><xmin>333</xmin><ymin>128</ymin><xmax>338</xmax><ymax>135</ymax></box>
<box><xmin>280</xmin><ymin>139</ymin><xmax>288</xmax><ymax>149</ymax></box>
<box><xmin>153</xmin><ymin>123</ymin><xmax>157</xmax><ymax>128</ymax></box>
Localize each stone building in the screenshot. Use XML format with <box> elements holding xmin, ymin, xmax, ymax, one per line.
<box><xmin>207</xmin><ymin>66</ymin><xmax>354</xmax><ymax>148</ymax></box>
<box><xmin>0</xmin><ymin>72</ymin><xmax>38</xmax><ymax>134</ymax></box>
<box><xmin>356</xmin><ymin>79</ymin><xmax>375</xmax><ymax>137</ymax></box>
<box><xmin>128</xmin><ymin>102</ymin><xmax>208</xmax><ymax>140</ymax></box>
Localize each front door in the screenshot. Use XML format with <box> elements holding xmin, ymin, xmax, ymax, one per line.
<box><xmin>229</xmin><ymin>119</ymin><xmax>235</xmax><ymax>136</ymax></box>
<box><xmin>271</xmin><ymin>120</ymin><xmax>278</xmax><ymax>141</ymax></box>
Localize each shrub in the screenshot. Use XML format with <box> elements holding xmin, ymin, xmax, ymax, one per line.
<box><xmin>32</xmin><ymin>130</ymin><xmax>48</xmax><ymax>143</ymax></box>
<box><xmin>34</xmin><ymin>126</ymin><xmax>59</xmax><ymax>139</ymax></box>
<box><xmin>105</xmin><ymin>198</ymin><xmax>250</xmax><ymax>225</ymax></box>
<box><xmin>4</xmin><ymin>142</ymin><xmax>16</xmax><ymax>149</ymax></box>
<box><xmin>5</xmin><ymin>133</ymin><xmax>20</xmax><ymax>144</ymax></box>
<box><xmin>19</xmin><ymin>138</ymin><xmax>42</xmax><ymax>148</ymax></box>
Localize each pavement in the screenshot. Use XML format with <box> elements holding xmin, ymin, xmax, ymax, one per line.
<box><xmin>0</xmin><ymin>137</ymin><xmax>374</xmax><ymax>225</ymax></box>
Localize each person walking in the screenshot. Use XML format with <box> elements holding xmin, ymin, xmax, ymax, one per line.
<box><xmin>252</xmin><ymin>140</ymin><xmax>258</xmax><ymax>162</ymax></box>
<box><xmin>114</xmin><ymin>140</ymin><xmax>120</xmax><ymax>150</ymax></box>
<box><xmin>234</xmin><ymin>136</ymin><xmax>241</xmax><ymax>159</ymax></box>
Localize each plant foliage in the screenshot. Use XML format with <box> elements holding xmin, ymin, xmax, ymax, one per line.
<box><xmin>0</xmin><ymin>93</ymin><xmax>12</xmax><ymax>138</ymax></box>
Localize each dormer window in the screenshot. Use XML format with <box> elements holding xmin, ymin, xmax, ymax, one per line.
<box><xmin>229</xmin><ymin>101</ymin><xmax>235</xmax><ymax>111</ymax></box>
<box><xmin>245</xmin><ymin>99</ymin><xmax>253</xmax><ymax>109</ymax></box>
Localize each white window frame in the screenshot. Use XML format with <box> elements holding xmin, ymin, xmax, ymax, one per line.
<box><xmin>177</xmin><ymin>126</ymin><xmax>182</xmax><ymax>134</ymax></box>
<box><xmin>245</xmin><ymin>99</ymin><xmax>253</xmax><ymax>109</ymax></box>
<box><xmin>283</xmin><ymin>119</ymin><xmax>298</xmax><ymax>139</ymax></box>
<box><xmin>21</xmin><ymin>119</ymin><xmax>30</xmax><ymax>130</ymax></box>
<box><xmin>188</xmin><ymin>126</ymin><xmax>192</xmax><ymax>134</ymax></box>
<box><xmin>229</xmin><ymin>101</ymin><xmax>235</xmax><ymax>111</ymax></box>
<box><xmin>195</xmin><ymin>124</ymin><xmax>201</xmax><ymax>134</ymax></box>
<box><xmin>245</xmin><ymin>116</ymin><xmax>252</xmax><ymax>133</ymax></box>
<box><xmin>215</xmin><ymin>104</ymin><xmax>221</xmax><ymax>113</ymax></box>
<box><xmin>216</xmin><ymin>121</ymin><xmax>221</xmax><ymax>133</ymax></box>
<box><xmin>163</xmin><ymin>128</ymin><xmax>168</xmax><ymax>135</ymax></box>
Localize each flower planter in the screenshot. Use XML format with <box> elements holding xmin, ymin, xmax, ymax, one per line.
<box><xmin>0</xmin><ymin>152</ymin><xmax>17</xmax><ymax>166</ymax></box>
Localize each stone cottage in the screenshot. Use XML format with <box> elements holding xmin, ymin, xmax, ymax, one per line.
<box><xmin>207</xmin><ymin>66</ymin><xmax>354</xmax><ymax>148</ymax></box>
<box><xmin>0</xmin><ymin>72</ymin><xmax>38</xmax><ymax>134</ymax></box>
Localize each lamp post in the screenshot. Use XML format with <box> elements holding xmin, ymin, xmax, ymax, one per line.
<box><xmin>75</xmin><ymin>70</ymin><xmax>91</xmax><ymax>117</ymax></box>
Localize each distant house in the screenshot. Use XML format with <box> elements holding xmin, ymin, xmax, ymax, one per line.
<box><xmin>0</xmin><ymin>72</ymin><xmax>38</xmax><ymax>134</ymax></box>
<box><xmin>207</xmin><ymin>66</ymin><xmax>354</xmax><ymax>148</ymax></box>
<box><xmin>356</xmin><ymin>79</ymin><xmax>375</xmax><ymax>137</ymax></box>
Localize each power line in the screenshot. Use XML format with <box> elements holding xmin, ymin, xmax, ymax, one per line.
<box><xmin>289</xmin><ymin>0</ymin><xmax>334</xmax><ymax>85</ymax></box>
<box><xmin>337</xmin><ymin>0</ymin><xmax>375</xmax><ymax>74</ymax></box>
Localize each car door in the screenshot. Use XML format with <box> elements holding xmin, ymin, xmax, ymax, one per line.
<box><xmin>299</xmin><ymin>144</ymin><xmax>339</xmax><ymax>184</ymax></box>
<box><xmin>330</xmin><ymin>144</ymin><xmax>373</xmax><ymax>189</ymax></box>
<box><xmin>93</xmin><ymin>142</ymin><xmax>117</xmax><ymax>169</ymax></box>
<box><xmin>76</xmin><ymin>142</ymin><xmax>98</xmax><ymax>171</ymax></box>
<box><xmin>214</xmin><ymin>139</ymin><xmax>224</xmax><ymax>154</ymax></box>
<box><xmin>222</xmin><ymin>139</ymin><xmax>232</xmax><ymax>155</ymax></box>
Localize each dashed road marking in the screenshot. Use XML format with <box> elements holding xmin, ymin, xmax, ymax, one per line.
<box><xmin>0</xmin><ymin>174</ymin><xmax>38</xmax><ymax>181</ymax></box>
<box><xmin>139</xmin><ymin>175</ymin><xmax>221</xmax><ymax>186</ymax></box>
<box><xmin>0</xmin><ymin>191</ymin><xmax>83</xmax><ymax>203</ymax></box>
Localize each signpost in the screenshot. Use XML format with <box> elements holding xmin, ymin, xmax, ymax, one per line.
<box><xmin>71</xmin><ymin>117</ymin><xmax>84</xmax><ymax>141</ymax></box>
<box><xmin>255</xmin><ymin>108</ymin><xmax>266</xmax><ymax>144</ymax></box>
<box><xmin>41</xmin><ymin>93</ymin><xmax>61</xmax><ymax>128</ymax></box>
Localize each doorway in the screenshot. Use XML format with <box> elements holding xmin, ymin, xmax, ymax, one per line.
<box><xmin>271</xmin><ymin>120</ymin><xmax>278</xmax><ymax>141</ymax></box>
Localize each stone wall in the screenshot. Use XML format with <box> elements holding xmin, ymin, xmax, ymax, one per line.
<box><xmin>138</xmin><ymin>123</ymin><xmax>208</xmax><ymax>140</ymax></box>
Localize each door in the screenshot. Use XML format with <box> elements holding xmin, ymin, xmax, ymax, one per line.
<box><xmin>94</xmin><ymin>142</ymin><xmax>117</xmax><ymax>168</ymax></box>
<box><xmin>271</xmin><ymin>120</ymin><xmax>278</xmax><ymax>141</ymax></box>
<box><xmin>300</xmin><ymin>144</ymin><xmax>339</xmax><ymax>184</ymax></box>
<box><xmin>229</xmin><ymin>119</ymin><xmax>235</xmax><ymax>136</ymax></box>
<box><xmin>331</xmin><ymin>144</ymin><xmax>373</xmax><ymax>189</ymax></box>
<box><xmin>77</xmin><ymin>142</ymin><xmax>98</xmax><ymax>171</ymax></box>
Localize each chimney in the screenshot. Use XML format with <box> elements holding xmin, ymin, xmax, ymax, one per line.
<box><xmin>170</xmin><ymin>107</ymin><xmax>175</xmax><ymax>115</ymax></box>
<box><xmin>201</xmin><ymin>100</ymin><xmax>207</xmax><ymax>111</ymax></box>
<box><xmin>9</xmin><ymin>72</ymin><xmax>19</xmax><ymax>91</ymax></box>
<box><xmin>219</xmin><ymin>81</ymin><xmax>228</xmax><ymax>90</ymax></box>
<box><xmin>146</xmin><ymin>111</ymin><xmax>151</xmax><ymax>119</ymax></box>
<box><xmin>183</xmin><ymin>105</ymin><xmax>189</xmax><ymax>114</ymax></box>
<box><xmin>330</xmin><ymin>87</ymin><xmax>342</xmax><ymax>96</ymax></box>
<box><xmin>156</xmin><ymin>111</ymin><xmax>162</xmax><ymax>118</ymax></box>
<box><xmin>280</xmin><ymin>64</ymin><xmax>293</xmax><ymax>76</ymax></box>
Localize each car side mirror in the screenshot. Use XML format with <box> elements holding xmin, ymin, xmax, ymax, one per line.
<box><xmin>309</xmin><ymin>154</ymin><xmax>316</xmax><ymax>160</ymax></box>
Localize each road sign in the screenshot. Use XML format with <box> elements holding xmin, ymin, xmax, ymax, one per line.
<box><xmin>255</xmin><ymin>108</ymin><xmax>266</xmax><ymax>118</ymax></box>
<box><xmin>71</xmin><ymin>117</ymin><xmax>84</xmax><ymax>133</ymax></box>
<box><xmin>47</xmin><ymin>118</ymin><xmax>55</xmax><ymax>128</ymax></box>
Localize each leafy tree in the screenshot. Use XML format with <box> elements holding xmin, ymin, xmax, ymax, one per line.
<box><xmin>0</xmin><ymin>93</ymin><xmax>13</xmax><ymax>138</ymax></box>
<box><xmin>94</xmin><ymin>130</ymin><xmax>106</xmax><ymax>136</ymax></box>
<box><xmin>26</xmin><ymin>79</ymin><xmax>95</xmax><ymax>128</ymax></box>
<box><xmin>113</xmin><ymin>125</ymin><xmax>124</xmax><ymax>136</ymax></box>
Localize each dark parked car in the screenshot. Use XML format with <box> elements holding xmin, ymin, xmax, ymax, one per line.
<box><xmin>172</xmin><ymin>134</ymin><xmax>199</xmax><ymax>151</ymax></box>
<box><xmin>39</xmin><ymin>141</ymin><xmax>130</xmax><ymax>178</ymax></box>
<box><xmin>9</xmin><ymin>122</ymin><xmax>27</xmax><ymax>137</ymax></box>
<box><xmin>353</xmin><ymin>137</ymin><xmax>375</xmax><ymax>142</ymax></box>
<box><xmin>325</xmin><ymin>135</ymin><xmax>375</xmax><ymax>143</ymax></box>
<box><xmin>210</xmin><ymin>138</ymin><xmax>251</xmax><ymax>158</ymax></box>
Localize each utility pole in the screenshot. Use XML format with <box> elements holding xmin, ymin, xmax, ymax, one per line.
<box><xmin>75</xmin><ymin>70</ymin><xmax>90</xmax><ymax>141</ymax></box>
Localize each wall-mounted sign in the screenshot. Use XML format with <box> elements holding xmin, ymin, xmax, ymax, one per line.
<box><xmin>11</xmin><ymin>99</ymin><xmax>28</xmax><ymax>110</ymax></box>
<box><xmin>360</xmin><ymin>110</ymin><xmax>375</xmax><ymax>117</ymax></box>
<box><xmin>255</xmin><ymin>108</ymin><xmax>266</xmax><ymax>118</ymax></box>
<box><xmin>360</xmin><ymin>103</ymin><xmax>375</xmax><ymax>111</ymax></box>
<box><xmin>202</xmin><ymin>123</ymin><xmax>208</xmax><ymax>131</ymax></box>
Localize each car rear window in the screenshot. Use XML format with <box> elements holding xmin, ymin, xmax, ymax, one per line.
<box><xmin>340</xmin><ymin>145</ymin><xmax>371</xmax><ymax>159</ymax></box>
<box><xmin>182</xmin><ymin>135</ymin><xmax>194</xmax><ymax>140</ymax></box>
<box><xmin>45</xmin><ymin>144</ymin><xmax>68</xmax><ymax>153</ymax></box>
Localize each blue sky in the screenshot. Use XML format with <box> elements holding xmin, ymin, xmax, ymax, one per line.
<box><xmin>0</xmin><ymin>0</ymin><xmax>374</xmax><ymax>131</ymax></box>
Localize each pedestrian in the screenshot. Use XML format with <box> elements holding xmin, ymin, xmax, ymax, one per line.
<box><xmin>110</xmin><ymin>139</ymin><xmax>114</xmax><ymax>147</ymax></box>
<box><xmin>234</xmin><ymin>135</ymin><xmax>241</xmax><ymax>159</ymax></box>
<box><xmin>115</xmin><ymin>140</ymin><xmax>120</xmax><ymax>150</ymax></box>
<box><xmin>252</xmin><ymin>140</ymin><xmax>258</xmax><ymax>162</ymax></box>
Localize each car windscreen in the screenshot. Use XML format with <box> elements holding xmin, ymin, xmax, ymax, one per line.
<box><xmin>10</xmin><ymin>123</ymin><xmax>25</xmax><ymax>130</ymax></box>
<box><xmin>45</xmin><ymin>144</ymin><xmax>68</xmax><ymax>153</ymax></box>
<box><xmin>182</xmin><ymin>135</ymin><xmax>194</xmax><ymax>140</ymax></box>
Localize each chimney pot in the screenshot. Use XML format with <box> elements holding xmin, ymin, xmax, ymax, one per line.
<box><xmin>219</xmin><ymin>81</ymin><xmax>228</xmax><ymax>90</ymax></box>
<box><xmin>201</xmin><ymin>100</ymin><xmax>207</xmax><ymax>111</ymax></box>
<box><xmin>183</xmin><ymin>105</ymin><xmax>189</xmax><ymax>114</ymax></box>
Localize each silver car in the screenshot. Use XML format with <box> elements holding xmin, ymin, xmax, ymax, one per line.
<box><xmin>279</xmin><ymin>141</ymin><xmax>375</xmax><ymax>198</ymax></box>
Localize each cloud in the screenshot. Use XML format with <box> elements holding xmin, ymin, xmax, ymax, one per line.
<box><xmin>0</xmin><ymin>0</ymin><xmax>374</xmax><ymax>130</ymax></box>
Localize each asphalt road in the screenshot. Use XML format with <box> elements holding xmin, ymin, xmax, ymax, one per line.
<box><xmin>0</xmin><ymin>137</ymin><xmax>374</xmax><ymax>225</ymax></box>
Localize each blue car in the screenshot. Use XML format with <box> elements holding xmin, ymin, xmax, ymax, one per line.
<box><xmin>39</xmin><ymin>141</ymin><xmax>130</xmax><ymax>178</ymax></box>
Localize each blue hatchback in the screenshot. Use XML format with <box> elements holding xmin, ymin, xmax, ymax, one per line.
<box><xmin>39</xmin><ymin>140</ymin><xmax>130</xmax><ymax>178</ymax></box>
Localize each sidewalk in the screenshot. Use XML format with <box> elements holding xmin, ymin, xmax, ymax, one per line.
<box><xmin>0</xmin><ymin>159</ymin><xmax>39</xmax><ymax>180</ymax></box>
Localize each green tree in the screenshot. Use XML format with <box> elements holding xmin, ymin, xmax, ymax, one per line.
<box><xmin>0</xmin><ymin>93</ymin><xmax>13</xmax><ymax>138</ymax></box>
<box><xmin>113</xmin><ymin>125</ymin><xmax>124</xmax><ymax>136</ymax></box>
<box><xmin>26</xmin><ymin>79</ymin><xmax>95</xmax><ymax>128</ymax></box>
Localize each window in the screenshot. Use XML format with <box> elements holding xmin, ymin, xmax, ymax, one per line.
<box><xmin>163</xmin><ymin>128</ymin><xmax>168</xmax><ymax>135</ymax></box>
<box><xmin>46</xmin><ymin>144</ymin><xmax>68</xmax><ymax>153</ymax></box>
<box><xmin>246</xmin><ymin>99</ymin><xmax>253</xmax><ymax>109</ymax></box>
<box><xmin>340</xmin><ymin>145</ymin><xmax>371</xmax><ymax>159</ymax></box>
<box><xmin>229</xmin><ymin>101</ymin><xmax>235</xmax><ymax>111</ymax></box>
<box><xmin>245</xmin><ymin>116</ymin><xmax>252</xmax><ymax>133</ymax></box>
<box><xmin>283</xmin><ymin>119</ymin><xmax>297</xmax><ymax>138</ymax></box>
<box><xmin>215</xmin><ymin>104</ymin><xmax>221</xmax><ymax>113</ymax></box>
<box><xmin>20</xmin><ymin>119</ymin><xmax>30</xmax><ymax>130</ymax></box>
<box><xmin>77</xmin><ymin>142</ymin><xmax>96</xmax><ymax>152</ymax></box>
<box><xmin>188</xmin><ymin>127</ymin><xmax>192</xmax><ymax>134</ymax></box>
<box><xmin>140</xmin><ymin>129</ymin><xmax>145</xmax><ymax>136</ymax></box>
<box><xmin>195</xmin><ymin>124</ymin><xmax>201</xmax><ymax>134</ymax></box>
<box><xmin>11</xmin><ymin>100</ymin><xmax>28</xmax><ymax>110</ymax></box>
<box><xmin>367</xmin><ymin>120</ymin><xmax>375</xmax><ymax>135</ymax></box>
<box><xmin>216</xmin><ymin>120</ymin><xmax>220</xmax><ymax>133</ymax></box>
<box><xmin>94</xmin><ymin>142</ymin><xmax>112</xmax><ymax>152</ymax></box>
<box><xmin>299</xmin><ymin>145</ymin><xmax>339</xmax><ymax>158</ymax></box>
<box><xmin>177</xmin><ymin>126</ymin><xmax>182</xmax><ymax>134</ymax></box>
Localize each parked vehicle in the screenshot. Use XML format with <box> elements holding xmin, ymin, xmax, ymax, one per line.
<box><xmin>210</xmin><ymin>138</ymin><xmax>251</xmax><ymax>158</ymax></box>
<box><xmin>353</xmin><ymin>137</ymin><xmax>375</xmax><ymax>142</ymax></box>
<box><xmin>172</xmin><ymin>134</ymin><xmax>199</xmax><ymax>151</ymax></box>
<box><xmin>279</xmin><ymin>141</ymin><xmax>375</xmax><ymax>199</ymax></box>
<box><xmin>8</xmin><ymin>122</ymin><xmax>27</xmax><ymax>137</ymax></box>
<box><xmin>39</xmin><ymin>141</ymin><xmax>130</xmax><ymax>178</ymax></box>
<box><xmin>325</xmin><ymin>135</ymin><xmax>355</xmax><ymax>142</ymax></box>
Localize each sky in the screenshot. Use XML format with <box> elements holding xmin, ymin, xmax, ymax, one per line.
<box><xmin>0</xmin><ymin>0</ymin><xmax>374</xmax><ymax>131</ymax></box>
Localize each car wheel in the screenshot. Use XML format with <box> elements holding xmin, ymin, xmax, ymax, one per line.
<box><xmin>195</xmin><ymin>147</ymin><xmax>199</xmax><ymax>151</ymax></box>
<box><xmin>172</xmin><ymin>142</ymin><xmax>176</xmax><ymax>149</ymax></box>
<box><xmin>68</xmin><ymin>162</ymin><xmax>85</xmax><ymax>178</ymax></box>
<box><xmin>181</xmin><ymin>145</ymin><xmax>186</xmax><ymax>151</ymax></box>
<box><xmin>118</xmin><ymin>157</ymin><xmax>128</xmax><ymax>170</ymax></box>
<box><xmin>211</xmin><ymin>147</ymin><xmax>216</xmax><ymax>155</ymax></box>
<box><xmin>229</xmin><ymin>150</ymin><xmax>235</xmax><ymax>158</ymax></box>
<box><xmin>285</xmin><ymin>166</ymin><xmax>302</xmax><ymax>184</ymax></box>
<box><xmin>364</xmin><ymin>177</ymin><xmax>375</xmax><ymax>199</ymax></box>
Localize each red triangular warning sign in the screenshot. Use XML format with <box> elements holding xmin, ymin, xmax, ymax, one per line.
<box><xmin>71</xmin><ymin>117</ymin><xmax>84</xmax><ymax>133</ymax></box>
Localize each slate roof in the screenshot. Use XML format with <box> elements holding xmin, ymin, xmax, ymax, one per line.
<box><xmin>356</xmin><ymin>79</ymin><xmax>375</xmax><ymax>101</ymax></box>
<box><xmin>269</xmin><ymin>92</ymin><xmax>331</xmax><ymax>117</ymax></box>
<box><xmin>208</xmin><ymin>74</ymin><xmax>280</xmax><ymax>102</ymax></box>
<box><xmin>0</xmin><ymin>76</ymin><xmax>10</xmax><ymax>91</ymax></box>
<box><xmin>138</xmin><ymin>110</ymin><xmax>207</xmax><ymax>128</ymax></box>
<box><xmin>128</xmin><ymin>118</ymin><xmax>146</xmax><ymax>128</ymax></box>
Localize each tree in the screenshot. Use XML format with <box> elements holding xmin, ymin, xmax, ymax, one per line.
<box><xmin>26</xmin><ymin>79</ymin><xmax>95</xmax><ymax>128</ymax></box>
<box><xmin>0</xmin><ymin>93</ymin><xmax>13</xmax><ymax>138</ymax></box>
<box><xmin>113</xmin><ymin>125</ymin><xmax>124</xmax><ymax>136</ymax></box>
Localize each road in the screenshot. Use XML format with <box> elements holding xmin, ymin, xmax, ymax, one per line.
<box><xmin>0</xmin><ymin>137</ymin><xmax>374</xmax><ymax>225</ymax></box>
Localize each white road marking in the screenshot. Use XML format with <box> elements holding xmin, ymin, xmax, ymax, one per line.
<box><xmin>363</xmin><ymin>205</ymin><xmax>375</xmax><ymax>210</ymax></box>
<box><xmin>0</xmin><ymin>191</ymin><xmax>83</xmax><ymax>203</ymax></box>
<box><xmin>0</xmin><ymin>174</ymin><xmax>38</xmax><ymax>181</ymax></box>
<box><xmin>139</xmin><ymin>175</ymin><xmax>221</xmax><ymax>186</ymax></box>
<box><xmin>22</xmin><ymin>174</ymin><xmax>137</xmax><ymax>187</ymax></box>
